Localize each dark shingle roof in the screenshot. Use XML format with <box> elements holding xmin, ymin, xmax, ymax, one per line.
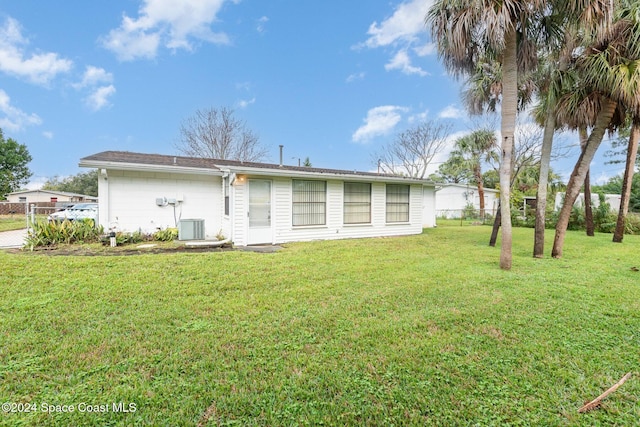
<box><xmin>80</xmin><ymin>151</ymin><xmax>429</xmax><ymax>182</ymax></box>
<box><xmin>80</xmin><ymin>151</ymin><xmax>222</xmax><ymax>170</ymax></box>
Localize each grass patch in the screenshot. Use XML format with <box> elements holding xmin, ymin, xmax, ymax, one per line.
<box><xmin>0</xmin><ymin>214</ymin><xmax>27</xmax><ymax>232</ymax></box>
<box><xmin>1</xmin><ymin>225</ymin><xmax>639</xmax><ymax>426</ymax></box>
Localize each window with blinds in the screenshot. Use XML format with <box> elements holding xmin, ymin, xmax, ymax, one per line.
<box><xmin>292</xmin><ymin>180</ymin><xmax>326</xmax><ymax>226</ymax></box>
<box><xmin>344</xmin><ymin>182</ymin><xmax>371</xmax><ymax>224</ymax></box>
<box><xmin>386</xmin><ymin>184</ymin><xmax>410</xmax><ymax>222</ymax></box>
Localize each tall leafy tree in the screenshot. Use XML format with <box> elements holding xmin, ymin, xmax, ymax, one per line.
<box><xmin>452</xmin><ymin>130</ymin><xmax>498</xmax><ymax>218</ymax></box>
<box><xmin>42</xmin><ymin>170</ymin><xmax>98</xmax><ymax>197</ymax></box>
<box><xmin>0</xmin><ymin>129</ymin><xmax>32</xmax><ymax>199</ymax></box>
<box><xmin>433</xmin><ymin>152</ymin><xmax>474</xmax><ymax>184</ymax></box>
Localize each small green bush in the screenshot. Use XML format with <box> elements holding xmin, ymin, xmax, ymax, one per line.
<box><xmin>25</xmin><ymin>219</ymin><xmax>103</xmax><ymax>249</ymax></box>
<box><xmin>153</xmin><ymin>228</ymin><xmax>178</xmax><ymax>242</ymax></box>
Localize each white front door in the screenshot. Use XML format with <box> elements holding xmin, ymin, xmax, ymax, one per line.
<box><xmin>248</xmin><ymin>179</ymin><xmax>272</xmax><ymax>244</ymax></box>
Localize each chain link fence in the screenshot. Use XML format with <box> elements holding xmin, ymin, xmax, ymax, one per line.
<box><xmin>436</xmin><ymin>208</ymin><xmax>497</xmax><ymax>226</ymax></box>
<box><xmin>0</xmin><ymin>202</ymin><xmax>67</xmax><ymax>249</ymax></box>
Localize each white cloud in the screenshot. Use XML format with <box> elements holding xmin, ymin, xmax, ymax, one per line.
<box><xmin>385</xmin><ymin>50</ymin><xmax>428</xmax><ymax>76</ymax></box>
<box><xmin>438</xmin><ymin>105</ymin><xmax>464</xmax><ymax>119</ymax></box>
<box><xmin>102</xmin><ymin>0</ymin><xmax>233</xmax><ymax>61</ymax></box>
<box><xmin>72</xmin><ymin>66</ymin><xmax>116</xmax><ymax>111</ymax></box>
<box><xmin>408</xmin><ymin>109</ymin><xmax>429</xmax><ymax>123</ymax></box>
<box><xmin>237</xmin><ymin>97</ymin><xmax>255</xmax><ymax>109</ymax></box>
<box><xmin>359</xmin><ymin>0</ymin><xmax>434</xmax><ymax>78</ymax></box>
<box><xmin>346</xmin><ymin>72</ymin><xmax>365</xmax><ymax>83</ymax></box>
<box><xmin>73</xmin><ymin>66</ymin><xmax>113</xmax><ymax>89</ymax></box>
<box><xmin>42</xmin><ymin>131</ymin><xmax>53</xmax><ymax>139</ymax></box>
<box><xmin>0</xmin><ymin>17</ymin><xmax>72</xmax><ymax>85</ymax></box>
<box><xmin>352</xmin><ymin>105</ymin><xmax>408</xmax><ymax>143</ymax></box>
<box><xmin>414</xmin><ymin>42</ymin><xmax>436</xmax><ymax>57</ymax></box>
<box><xmin>86</xmin><ymin>85</ymin><xmax>116</xmax><ymax>111</ymax></box>
<box><xmin>363</xmin><ymin>0</ymin><xmax>431</xmax><ymax>48</ymax></box>
<box><xmin>0</xmin><ymin>89</ymin><xmax>42</xmax><ymax>131</ymax></box>
<box><xmin>256</xmin><ymin>16</ymin><xmax>269</xmax><ymax>33</ymax></box>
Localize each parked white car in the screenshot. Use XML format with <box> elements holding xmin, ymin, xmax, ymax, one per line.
<box><xmin>48</xmin><ymin>203</ymin><xmax>98</xmax><ymax>223</ymax></box>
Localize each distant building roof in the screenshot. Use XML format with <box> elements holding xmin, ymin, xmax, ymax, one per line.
<box><xmin>8</xmin><ymin>189</ymin><xmax>97</xmax><ymax>199</ymax></box>
<box><xmin>435</xmin><ymin>183</ymin><xmax>500</xmax><ymax>193</ymax></box>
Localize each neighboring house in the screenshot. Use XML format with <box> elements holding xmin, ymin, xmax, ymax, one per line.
<box><xmin>79</xmin><ymin>151</ymin><xmax>436</xmax><ymax>245</ymax></box>
<box><xmin>554</xmin><ymin>192</ymin><xmax>621</xmax><ymax>213</ymax></box>
<box><xmin>6</xmin><ymin>189</ymin><xmax>98</xmax><ymax>204</ymax></box>
<box><xmin>435</xmin><ymin>183</ymin><xmax>500</xmax><ymax>218</ymax></box>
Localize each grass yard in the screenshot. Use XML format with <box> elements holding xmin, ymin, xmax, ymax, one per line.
<box><xmin>1</xmin><ymin>225</ymin><xmax>638</xmax><ymax>426</ymax></box>
<box><xmin>0</xmin><ymin>214</ymin><xmax>28</xmax><ymax>232</ymax></box>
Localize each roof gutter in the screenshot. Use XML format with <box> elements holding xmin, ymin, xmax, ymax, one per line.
<box><xmin>79</xmin><ymin>159</ymin><xmax>222</xmax><ymax>176</ymax></box>
<box><xmin>216</xmin><ymin>164</ymin><xmax>434</xmax><ymax>185</ymax></box>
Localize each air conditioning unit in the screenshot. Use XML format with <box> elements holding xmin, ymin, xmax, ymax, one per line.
<box><xmin>178</xmin><ymin>219</ymin><xmax>205</xmax><ymax>240</ymax></box>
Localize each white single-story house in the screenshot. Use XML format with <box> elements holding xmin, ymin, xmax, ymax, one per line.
<box><xmin>79</xmin><ymin>151</ymin><xmax>436</xmax><ymax>246</ymax></box>
<box><xmin>6</xmin><ymin>189</ymin><xmax>98</xmax><ymax>204</ymax></box>
<box><xmin>435</xmin><ymin>183</ymin><xmax>500</xmax><ymax>218</ymax></box>
<box><xmin>554</xmin><ymin>192</ymin><xmax>621</xmax><ymax>212</ymax></box>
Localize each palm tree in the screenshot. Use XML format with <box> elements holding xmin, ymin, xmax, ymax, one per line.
<box><xmin>428</xmin><ymin>0</ymin><xmax>548</xmax><ymax>270</ymax></box>
<box><xmin>532</xmin><ymin>2</ymin><xmax>616</xmax><ymax>257</ymax></box>
<box><xmin>613</xmin><ymin>120</ymin><xmax>640</xmax><ymax>242</ymax></box>
<box><xmin>428</xmin><ymin>0</ymin><xmax>610</xmax><ymax>267</ymax></box>
<box><xmin>452</xmin><ymin>130</ymin><xmax>498</xmax><ymax>219</ymax></box>
<box><xmin>552</xmin><ymin>4</ymin><xmax>640</xmax><ymax>257</ymax></box>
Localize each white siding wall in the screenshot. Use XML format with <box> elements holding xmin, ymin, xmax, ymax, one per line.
<box><xmin>436</xmin><ymin>185</ymin><xmax>499</xmax><ymax>218</ymax></box>
<box><xmin>422</xmin><ymin>185</ymin><xmax>436</xmax><ymax>227</ymax></box>
<box><xmin>231</xmin><ymin>176</ymin><xmax>425</xmax><ymax>245</ymax></box>
<box><xmin>101</xmin><ymin>170</ymin><xmax>222</xmax><ymax>238</ymax></box>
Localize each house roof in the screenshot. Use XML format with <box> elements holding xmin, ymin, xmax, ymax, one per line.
<box><xmin>8</xmin><ymin>189</ymin><xmax>97</xmax><ymax>199</ymax></box>
<box><xmin>80</xmin><ymin>151</ymin><xmax>434</xmax><ymax>185</ymax></box>
<box><xmin>435</xmin><ymin>183</ymin><xmax>500</xmax><ymax>193</ymax></box>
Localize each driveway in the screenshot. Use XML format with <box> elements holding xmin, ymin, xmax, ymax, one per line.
<box><xmin>0</xmin><ymin>228</ymin><xmax>27</xmax><ymax>249</ymax></box>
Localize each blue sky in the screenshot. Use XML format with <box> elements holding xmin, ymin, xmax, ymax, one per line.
<box><xmin>0</xmin><ymin>0</ymin><xmax>624</xmax><ymax>189</ymax></box>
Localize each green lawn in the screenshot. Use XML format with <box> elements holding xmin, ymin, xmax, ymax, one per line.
<box><xmin>1</xmin><ymin>225</ymin><xmax>638</xmax><ymax>426</ymax></box>
<box><xmin>0</xmin><ymin>214</ymin><xmax>27</xmax><ymax>232</ymax></box>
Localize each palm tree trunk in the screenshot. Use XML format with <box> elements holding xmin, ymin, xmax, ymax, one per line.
<box><xmin>552</xmin><ymin>98</ymin><xmax>617</xmax><ymax>258</ymax></box>
<box><xmin>489</xmin><ymin>202</ymin><xmax>501</xmax><ymax>247</ymax></box>
<box><xmin>580</xmin><ymin>127</ymin><xmax>595</xmax><ymax>236</ymax></box>
<box><xmin>613</xmin><ymin>123</ymin><xmax>640</xmax><ymax>242</ymax></box>
<box><xmin>498</xmin><ymin>29</ymin><xmax>518</xmax><ymax>270</ymax></box>
<box><xmin>533</xmin><ymin>107</ymin><xmax>556</xmax><ymax>258</ymax></box>
<box><xmin>475</xmin><ymin>165</ymin><xmax>485</xmax><ymax>219</ymax></box>
<box><xmin>584</xmin><ymin>170</ymin><xmax>594</xmax><ymax>236</ymax></box>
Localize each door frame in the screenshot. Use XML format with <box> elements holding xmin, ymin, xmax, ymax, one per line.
<box><xmin>247</xmin><ymin>179</ymin><xmax>273</xmax><ymax>245</ymax></box>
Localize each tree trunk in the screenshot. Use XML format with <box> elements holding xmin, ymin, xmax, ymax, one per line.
<box><xmin>584</xmin><ymin>170</ymin><xmax>594</xmax><ymax>236</ymax></box>
<box><xmin>533</xmin><ymin>107</ymin><xmax>556</xmax><ymax>258</ymax></box>
<box><xmin>489</xmin><ymin>202</ymin><xmax>501</xmax><ymax>247</ymax></box>
<box><xmin>475</xmin><ymin>165</ymin><xmax>485</xmax><ymax>220</ymax></box>
<box><xmin>552</xmin><ymin>98</ymin><xmax>617</xmax><ymax>258</ymax></box>
<box><xmin>498</xmin><ymin>30</ymin><xmax>518</xmax><ymax>270</ymax></box>
<box><xmin>613</xmin><ymin>123</ymin><xmax>640</xmax><ymax>243</ymax></box>
<box><xmin>580</xmin><ymin>127</ymin><xmax>595</xmax><ymax>236</ymax></box>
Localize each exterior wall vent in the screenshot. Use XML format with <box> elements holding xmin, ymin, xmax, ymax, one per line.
<box><xmin>178</xmin><ymin>219</ymin><xmax>205</xmax><ymax>240</ymax></box>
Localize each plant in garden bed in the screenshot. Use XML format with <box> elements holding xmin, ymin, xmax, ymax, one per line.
<box><xmin>153</xmin><ymin>227</ymin><xmax>178</xmax><ymax>241</ymax></box>
<box><xmin>24</xmin><ymin>219</ymin><xmax>103</xmax><ymax>249</ymax></box>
